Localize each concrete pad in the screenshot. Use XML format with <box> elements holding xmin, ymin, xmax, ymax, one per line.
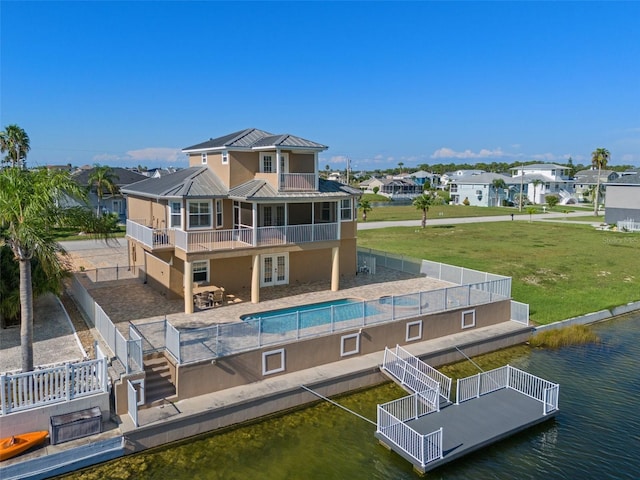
<box><xmin>0</xmin><ymin>293</ymin><xmax>86</xmax><ymax>373</ymax></box>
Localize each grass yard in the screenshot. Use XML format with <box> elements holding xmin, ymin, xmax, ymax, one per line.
<box><xmin>359</xmin><ymin>203</ymin><xmax>584</xmax><ymax>223</ymax></box>
<box><xmin>357</xmin><ymin>222</ymin><xmax>639</xmax><ymax>325</ymax></box>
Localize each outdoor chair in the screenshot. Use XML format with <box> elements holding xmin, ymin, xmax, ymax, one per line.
<box><xmin>208</xmin><ymin>289</ymin><xmax>225</xmax><ymax>307</ymax></box>
<box><xmin>194</xmin><ymin>293</ymin><xmax>212</xmax><ymax>309</ymax></box>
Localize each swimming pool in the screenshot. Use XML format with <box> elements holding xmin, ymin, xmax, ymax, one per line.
<box><xmin>241</xmin><ymin>298</ymin><xmax>383</xmax><ymax>334</ymax></box>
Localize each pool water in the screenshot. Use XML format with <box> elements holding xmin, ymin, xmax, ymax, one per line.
<box><xmin>241</xmin><ymin>298</ymin><xmax>380</xmax><ymax>334</ymax></box>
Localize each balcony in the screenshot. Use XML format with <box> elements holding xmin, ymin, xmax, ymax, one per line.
<box><xmin>279</xmin><ymin>173</ymin><xmax>316</xmax><ymax>192</ymax></box>
<box><xmin>127</xmin><ymin>220</ymin><xmax>338</xmax><ymax>253</ymax></box>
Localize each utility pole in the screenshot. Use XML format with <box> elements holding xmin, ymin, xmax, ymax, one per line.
<box><xmin>519</xmin><ymin>163</ymin><xmax>524</xmax><ymax>212</ymax></box>
<box><xmin>346</xmin><ymin>156</ymin><xmax>350</xmax><ymax>185</ymax></box>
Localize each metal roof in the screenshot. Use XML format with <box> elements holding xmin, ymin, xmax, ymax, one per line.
<box><xmin>121</xmin><ymin>167</ymin><xmax>227</xmax><ymax>198</ymax></box>
<box><xmin>72</xmin><ymin>167</ymin><xmax>147</xmax><ymax>187</ymax></box>
<box><xmin>228</xmin><ymin>178</ymin><xmax>361</xmax><ymax>201</ymax></box>
<box><xmin>607</xmin><ymin>173</ymin><xmax>640</xmax><ymax>185</ymax></box>
<box><xmin>183</xmin><ymin>128</ymin><xmax>327</xmax><ymax>152</ymax></box>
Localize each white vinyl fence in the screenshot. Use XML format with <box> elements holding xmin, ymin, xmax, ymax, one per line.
<box><xmin>70</xmin><ymin>276</ymin><xmax>143</xmax><ymax>375</ymax></box>
<box><xmin>0</xmin><ymin>349</ymin><xmax>108</xmax><ymax>415</ymax></box>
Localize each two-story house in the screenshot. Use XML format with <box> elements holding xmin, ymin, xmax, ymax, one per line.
<box><xmin>448</xmin><ymin>173</ymin><xmax>516</xmax><ymax>207</ymax></box>
<box><xmin>122</xmin><ymin>128</ymin><xmax>362</xmax><ymax>313</ymax></box>
<box><xmin>509</xmin><ymin>163</ymin><xmax>575</xmax><ymax>204</ymax></box>
<box><xmin>574</xmin><ymin>168</ymin><xmax>619</xmax><ymax>203</ymax></box>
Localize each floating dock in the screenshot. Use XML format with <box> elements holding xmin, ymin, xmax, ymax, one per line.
<box><xmin>376</xmin><ymin>346</ymin><xmax>559</xmax><ymax>473</ymax></box>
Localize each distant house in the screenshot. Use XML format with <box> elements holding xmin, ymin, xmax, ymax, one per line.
<box><xmin>604</xmin><ymin>173</ymin><xmax>640</xmax><ymax>225</ymax></box>
<box><xmin>574</xmin><ymin>169</ymin><xmax>619</xmax><ymax>202</ymax></box>
<box><xmin>449</xmin><ymin>173</ymin><xmax>516</xmax><ymax>207</ymax></box>
<box><xmin>359</xmin><ymin>176</ymin><xmax>422</xmax><ymax>199</ymax></box>
<box><xmin>72</xmin><ymin>167</ymin><xmax>147</xmax><ymax>221</ymax></box>
<box><xmin>509</xmin><ymin>164</ymin><xmax>575</xmax><ymax>205</ymax></box>
<box><xmin>405</xmin><ymin>170</ymin><xmax>439</xmax><ymax>189</ymax></box>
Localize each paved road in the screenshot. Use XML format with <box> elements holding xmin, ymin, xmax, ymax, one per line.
<box><xmin>357</xmin><ymin>210</ymin><xmax>597</xmax><ymax>230</ymax></box>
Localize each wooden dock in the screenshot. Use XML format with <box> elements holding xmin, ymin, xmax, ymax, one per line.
<box><xmin>377</xmin><ymin>346</ymin><xmax>559</xmax><ymax>473</ymax></box>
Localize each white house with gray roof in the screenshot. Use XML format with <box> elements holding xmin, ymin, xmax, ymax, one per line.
<box><xmin>509</xmin><ymin>163</ymin><xmax>575</xmax><ymax>204</ymax></box>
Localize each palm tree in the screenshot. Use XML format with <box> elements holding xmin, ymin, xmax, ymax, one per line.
<box><xmin>531</xmin><ymin>180</ymin><xmax>542</xmax><ymax>204</ymax></box>
<box><xmin>398</xmin><ymin>162</ymin><xmax>404</xmax><ymax>174</ymax></box>
<box><xmin>359</xmin><ymin>199</ymin><xmax>372</xmax><ymax>221</ymax></box>
<box><xmin>413</xmin><ymin>193</ymin><xmax>435</xmax><ymax>228</ymax></box>
<box><xmin>0</xmin><ymin>167</ymin><xmax>86</xmax><ymax>372</ymax></box>
<box><xmin>0</xmin><ymin>124</ymin><xmax>31</xmax><ymax>168</ymax></box>
<box><xmin>88</xmin><ymin>165</ymin><xmax>119</xmax><ymax>216</ymax></box>
<box><xmin>591</xmin><ymin>148</ymin><xmax>610</xmax><ymax>215</ymax></box>
<box><xmin>491</xmin><ymin>178</ymin><xmax>507</xmax><ymax>207</ymax></box>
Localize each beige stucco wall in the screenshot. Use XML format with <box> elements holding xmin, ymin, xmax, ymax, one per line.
<box><xmin>229</xmin><ymin>151</ymin><xmax>258</xmax><ymax>188</ymax></box>
<box><xmin>127</xmin><ymin>196</ymin><xmax>152</xmax><ymax>224</ymax></box>
<box><xmin>289</xmin><ymin>153</ymin><xmax>315</xmax><ymax>173</ymax></box>
<box><xmin>173</xmin><ymin>299</ymin><xmax>511</xmax><ymax>398</ymax></box>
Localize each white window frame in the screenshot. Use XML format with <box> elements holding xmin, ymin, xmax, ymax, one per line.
<box><xmin>262</xmin><ymin>348</ymin><xmax>285</xmax><ymax>375</ymax></box>
<box><xmin>222</xmin><ymin>151</ymin><xmax>229</xmax><ymax>165</ymax></box>
<box><xmin>187</xmin><ymin>200</ymin><xmax>212</xmax><ymax>230</ymax></box>
<box><xmin>260</xmin><ymin>152</ymin><xmax>275</xmax><ymax>173</ymax></box>
<box><xmin>340</xmin><ymin>333</ymin><xmax>360</xmax><ymax>357</ymax></box>
<box><xmin>201</xmin><ymin>153</ymin><xmax>208</xmax><ymax>164</ymax></box>
<box><xmin>406</xmin><ymin>320</ymin><xmax>423</xmax><ymax>342</ymax></box>
<box><xmin>461</xmin><ymin>309</ymin><xmax>476</xmax><ymax>329</ymax></box>
<box><xmin>192</xmin><ymin>260</ymin><xmax>209</xmax><ymax>284</ymax></box>
<box><xmin>169</xmin><ymin>201</ymin><xmax>182</xmax><ymax>228</ymax></box>
<box><xmin>215</xmin><ymin>199</ymin><xmax>223</xmax><ymax>228</ymax></box>
<box><xmin>340</xmin><ymin>198</ymin><xmax>352</xmax><ymax>221</ymax></box>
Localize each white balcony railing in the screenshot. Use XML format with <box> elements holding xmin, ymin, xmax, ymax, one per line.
<box><xmin>279</xmin><ymin>173</ymin><xmax>316</xmax><ymax>191</ymax></box>
<box><xmin>126</xmin><ymin>220</ymin><xmax>174</xmax><ymax>249</ymax></box>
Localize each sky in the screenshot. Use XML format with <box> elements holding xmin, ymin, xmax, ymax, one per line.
<box><xmin>2</xmin><ymin>1</ymin><xmax>639</xmax><ymax>171</ymax></box>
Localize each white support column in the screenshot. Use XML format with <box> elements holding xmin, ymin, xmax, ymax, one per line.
<box><xmin>314</xmin><ymin>152</ymin><xmax>319</xmax><ymax>190</ymax></box>
<box><xmin>251</xmin><ymin>254</ymin><xmax>260</xmax><ymax>303</ymax></box>
<box><xmin>331</xmin><ymin>246</ymin><xmax>340</xmax><ymax>292</ymax></box>
<box><xmin>184</xmin><ymin>260</ymin><xmax>193</xmax><ymax>314</ymax></box>
<box><xmin>252</xmin><ymin>203</ymin><xmax>258</xmax><ymax>246</ymax></box>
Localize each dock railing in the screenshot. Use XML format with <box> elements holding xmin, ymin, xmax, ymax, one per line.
<box><xmin>393</xmin><ymin>345</ymin><xmax>452</xmax><ymax>401</ymax></box>
<box><xmin>377</xmin><ymin>396</ymin><xmax>443</xmax><ymax>468</ymax></box>
<box><xmin>456</xmin><ymin>365</ymin><xmax>559</xmax><ymax>414</ymax></box>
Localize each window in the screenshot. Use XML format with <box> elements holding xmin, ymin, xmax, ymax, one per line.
<box><xmin>201</xmin><ymin>153</ymin><xmax>207</xmax><ymax>164</ymax></box>
<box><xmin>461</xmin><ymin>310</ymin><xmax>476</xmax><ymax>329</ymax></box>
<box><xmin>261</xmin><ymin>153</ymin><xmax>274</xmax><ymax>173</ymax></box>
<box><xmin>170</xmin><ymin>201</ymin><xmax>181</xmax><ymax>228</ymax></box>
<box><xmin>222</xmin><ymin>151</ymin><xmax>229</xmax><ymax>164</ymax></box>
<box><xmin>215</xmin><ymin>199</ymin><xmax>223</xmax><ymax>228</ymax></box>
<box><xmin>340</xmin><ymin>198</ymin><xmax>352</xmax><ymax>221</ymax></box>
<box><xmin>262</xmin><ymin>349</ymin><xmax>285</xmax><ymax>375</ymax></box>
<box><xmin>188</xmin><ymin>201</ymin><xmax>211</xmax><ymax>228</ymax></box>
<box><xmin>192</xmin><ymin>260</ymin><xmax>208</xmax><ymax>283</ymax></box>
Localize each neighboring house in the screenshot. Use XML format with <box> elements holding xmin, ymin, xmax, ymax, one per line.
<box><xmin>358</xmin><ymin>176</ymin><xmax>422</xmax><ymax>198</ymax></box>
<box><xmin>574</xmin><ymin>169</ymin><xmax>619</xmax><ymax>202</ymax></box>
<box><xmin>407</xmin><ymin>170</ymin><xmax>439</xmax><ymax>189</ymax></box>
<box><xmin>72</xmin><ymin>167</ymin><xmax>148</xmax><ymax>222</ymax></box>
<box><xmin>449</xmin><ymin>173</ymin><xmax>516</xmax><ymax>207</ymax></box>
<box><xmin>509</xmin><ymin>164</ymin><xmax>575</xmax><ymax>204</ymax></box>
<box><xmin>144</xmin><ymin>167</ymin><xmax>180</xmax><ymax>178</ymax></box>
<box><xmin>604</xmin><ymin>173</ymin><xmax>640</xmax><ymax>225</ymax></box>
<box><xmin>440</xmin><ymin>170</ymin><xmax>485</xmax><ymax>190</ymax></box>
<box><xmin>122</xmin><ymin>128</ymin><xmax>362</xmax><ymax>313</ymax></box>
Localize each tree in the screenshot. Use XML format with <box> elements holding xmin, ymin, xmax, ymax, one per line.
<box><xmin>0</xmin><ymin>167</ymin><xmax>87</xmax><ymax>372</ymax></box>
<box><xmin>546</xmin><ymin>195</ymin><xmax>559</xmax><ymax>209</ymax></box>
<box><xmin>359</xmin><ymin>199</ymin><xmax>372</xmax><ymax>221</ymax></box>
<box><xmin>526</xmin><ymin>207</ymin><xmax>537</xmax><ymax>223</ymax></box>
<box><xmin>88</xmin><ymin>165</ymin><xmax>119</xmax><ymax>216</ymax></box>
<box><xmin>372</xmin><ymin>186</ymin><xmax>380</xmax><ymax>195</ymax></box>
<box><xmin>0</xmin><ymin>124</ymin><xmax>30</xmax><ymax>168</ymax></box>
<box><xmin>398</xmin><ymin>162</ymin><xmax>404</xmax><ymax>174</ymax></box>
<box><xmin>491</xmin><ymin>178</ymin><xmax>507</xmax><ymax>207</ymax></box>
<box><xmin>413</xmin><ymin>193</ymin><xmax>436</xmax><ymax>228</ymax></box>
<box><xmin>324</xmin><ymin>164</ymin><xmax>330</xmax><ymax>179</ymax></box>
<box><xmin>591</xmin><ymin>148</ymin><xmax>610</xmax><ymax>215</ymax></box>
<box><xmin>531</xmin><ymin>180</ymin><xmax>542</xmax><ymax>204</ymax></box>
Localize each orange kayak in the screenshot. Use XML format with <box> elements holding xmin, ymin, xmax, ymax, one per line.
<box><xmin>0</xmin><ymin>431</ymin><xmax>49</xmax><ymax>461</ymax></box>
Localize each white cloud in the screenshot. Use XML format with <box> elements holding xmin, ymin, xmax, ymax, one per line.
<box><xmin>430</xmin><ymin>147</ymin><xmax>509</xmax><ymax>159</ymax></box>
<box><xmin>126</xmin><ymin>147</ymin><xmax>183</xmax><ymax>163</ymax></box>
<box><xmin>92</xmin><ymin>153</ymin><xmax>121</xmax><ymax>163</ymax></box>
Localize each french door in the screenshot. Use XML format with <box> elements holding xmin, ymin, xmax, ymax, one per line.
<box><xmin>261</xmin><ymin>253</ymin><xmax>288</xmax><ymax>287</ymax></box>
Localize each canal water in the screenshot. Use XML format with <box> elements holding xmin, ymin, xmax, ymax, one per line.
<box><xmin>63</xmin><ymin>313</ymin><xmax>639</xmax><ymax>479</ymax></box>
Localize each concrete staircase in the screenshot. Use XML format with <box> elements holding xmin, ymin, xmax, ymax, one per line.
<box><xmin>141</xmin><ymin>355</ymin><xmax>176</xmax><ymax>408</ymax></box>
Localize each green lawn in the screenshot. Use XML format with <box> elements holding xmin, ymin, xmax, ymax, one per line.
<box><xmin>52</xmin><ymin>226</ymin><xmax>126</xmax><ymax>241</ymax></box>
<box><xmin>357</xmin><ymin>222</ymin><xmax>639</xmax><ymax>325</ymax></box>
<box><xmin>358</xmin><ymin>203</ymin><xmax>589</xmax><ymax>223</ymax></box>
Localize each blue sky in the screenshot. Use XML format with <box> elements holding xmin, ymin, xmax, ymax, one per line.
<box><xmin>2</xmin><ymin>1</ymin><xmax>639</xmax><ymax>171</ymax></box>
